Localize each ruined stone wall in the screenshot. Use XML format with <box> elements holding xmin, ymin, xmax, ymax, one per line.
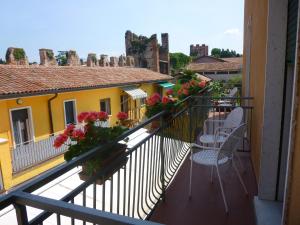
<box><xmin>125</xmin><ymin>30</ymin><xmax>170</xmax><ymax>74</ymax></box>
<box><xmin>190</xmin><ymin>44</ymin><xmax>209</xmax><ymax>57</ymax></box>
<box><xmin>6</xmin><ymin>47</ymin><xmax>29</xmax><ymax>65</ymax></box>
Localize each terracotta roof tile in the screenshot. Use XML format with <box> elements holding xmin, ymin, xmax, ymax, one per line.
<box><xmin>187</xmin><ymin>61</ymin><xmax>242</xmax><ymax>72</ymax></box>
<box><xmin>0</xmin><ymin>65</ymin><xmax>172</xmax><ymax>98</ymax></box>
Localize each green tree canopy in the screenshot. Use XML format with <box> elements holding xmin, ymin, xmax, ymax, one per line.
<box><xmin>211</xmin><ymin>48</ymin><xmax>241</xmax><ymax>58</ymax></box>
<box><xmin>56</xmin><ymin>51</ymin><xmax>68</xmax><ymax>66</ymax></box>
<box><xmin>170</xmin><ymin>52</ymin><xmax>191</xmax><ymax>72</ymax></box>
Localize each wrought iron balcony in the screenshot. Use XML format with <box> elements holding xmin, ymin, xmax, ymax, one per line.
<box><xmin>0</xmin><ymin>95</ymin><xmax>254</xmax><ymax>225</ymax></box>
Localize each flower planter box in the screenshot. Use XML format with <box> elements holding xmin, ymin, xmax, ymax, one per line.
<box><xmin>79</xmin><ymin>143</ymin><xmax>128</xmax><ymax>185</ymax></box>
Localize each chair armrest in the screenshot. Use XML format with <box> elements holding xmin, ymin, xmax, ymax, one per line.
<box><xmin>191</xmin><ymin>143</ymin><xmax>219</xmax><ymax>151</ymax></box>
<box><xmin>204</xmin><ymin>119</ymin><xmax>225</xmax><ymax>135</ymax></box>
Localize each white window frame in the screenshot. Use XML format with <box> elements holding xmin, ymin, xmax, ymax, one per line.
<box><xmin>63</xmin><ymin>99</ymin><xmax>77</xmax><ymax>126</ymax></box>
<box><xmin>100</xmin><ymin>98</ymin><xmax>112</xmax><ymax>115</ymax></box>
<box><xmin>9</xmin><ymin>106</ymin><xmax>35</xmax><ymax>147</ymax></box>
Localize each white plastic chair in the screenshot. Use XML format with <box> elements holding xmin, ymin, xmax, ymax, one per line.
<box><xmin>217</xmin><ymin>87</ymin><xmax>238</xmax><ymax>106</ymax></box>
<box><xmin>189</xmin><ymin>123</ymin><xmax>248</xmax><ymax>213</ymax></box>
<box><xmin>200</xmin><ymin>107</ymin><xmax>244</xmax><ymax>146</ymax></box>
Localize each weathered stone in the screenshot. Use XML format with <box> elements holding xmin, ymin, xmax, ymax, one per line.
<box><xmin>5</xmin><ymin>47</ymin><xmax>29</xmax><ymax>65</ymax></box>
<box><xmin>87</xmin><ymin>53</ymin><xmax>98</xmax><ymax>67</ymax></box>
<box><xmin>125</xmin><ymin>31</ymin><xmax>170</xmax><ymax>74</ymax></box>
<box><xmin>110</xmin><ymin>56</ymin><xmax>119</xmax><ymax>67</ymax></box>
<box><xmin>99</xmin><ymin>55</ymin><xmax>110</xmax><ymax>67</ymax></box>
<box><xmin>190</xmin><ymin>44</ymin><xmax>209</xmax><ymax>57</ymax></box>
<box><xmin>126</xmin><ymin>56</ymin><xmax>135</xmax><ymax>67</ymax></box>
<box><xmin>118</xmin><ymin>55</ymin><xmax>126</xmax><ymax>67</ymax></box>
<box><xmin>39</xmin><ymin>49</ymin><xmax>57</xmax><ymax>66</ymax></box>
<box><xmin>66</xmin><ymin>50</ymin><xmax>80</xmax><ymax>66</ymax></box>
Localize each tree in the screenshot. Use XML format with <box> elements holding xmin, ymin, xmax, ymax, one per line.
<box><xmin>170</xmin><ymin>52</ymin><xmax>191</xmax><ymax>73</ymax></box>
<box><xmin>211</xmin><ymin>48</ymin><xmax>241</xmax><ymax>58</ymax></box>
<box><xmin>56</xmin><ymin>51</ymin><xmax>68</xmax><ymax>66</ymax></box>
<box><xmin>211</xmin><ymin>48</ymin><xmax>221</xmax><ymax>58</ymax></box>
<box><xmin>0</xmin><ymin>58</ymin><xmax>5</xmax><ymax>64</ymax></box>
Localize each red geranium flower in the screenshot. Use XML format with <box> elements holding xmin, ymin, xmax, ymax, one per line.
<box><xmin>166</xmin><ymin>89</ymin><xmax>173</xmax><ymax>96</ymax></box>
<box><xmin>183</xmin><ymin>89</ymin><xmax>189</xmax><ymax>96</ymax></box>
<box><xmin>162</xmin><ymin>96</ymin><xmax>170</xmax><ymax>104</ymax></box>
<box><xmin>97</xmin><ymin>111</ymin><xmax>109</xmax><ymax>121</ymax></box>
<box><xmin>77</xmin><ymin>112</ymin><xmax>89</xmax><ymax>123</ymax></box>
<box><xmin>71</xmin><ymin>129</ymin><xmax>85</xmax><ymax>141</ymax></box>
<box><xmin>199</xmin><ymin>80</ymin><xmax>206</xmax><ymax>88</ymax></box>
<box><xmin>64</xmin><ymin>124</ymin><xmax>75</xmax><ymax>136</ymax></box>
<box><xmin>117</xmin><ymin>112</ymin><xmax>128</xmax><ymax>121</ymax></box>
<box><xmin>53</xmin><ymin>134</ymin><xmax>68</xmax><ymax>148</ymax></box>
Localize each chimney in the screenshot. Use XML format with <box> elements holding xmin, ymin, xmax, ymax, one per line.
<box><xmin>66</xmin><ymin>50</ymin><xmax>80</xmax><ymax>66</ymax></box>
<box><xmin>126</xmin><ymin>56</ymin><xmax>135</xmax><ymax>67</ymax></box>
<box><xmin>87</xmin><ymin>53</ymin><xmax>98</xmax><ymax>67</ymax></box>
<box><xmin>110</xmin><ymin>56</ymin><xmax>119</xmax><ymax>67</ymax></box>
<box><xmin>99</xmin><ymin>55</ymin><xmax>110</xmax><ymax>67</ymax></box>
<box><xmin>118</xmin><ymin>55</ymin><xmax>126</xmax><ymax>67</ymax></box>
<box><xmin>5</xmin><ymin>47</ymin><xmax>29</xmax><ymax>65</ymax></box>
<box><xmin>39</xmin><ymin>49</ymin><xmax>57</xmax><ymax>66</ymax></box>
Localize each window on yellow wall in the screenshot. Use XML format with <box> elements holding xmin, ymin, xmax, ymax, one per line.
<box><xmin>100</xmin><ymin>98</ymin><xmax>111</xmax><ymax>115</ymax></box>
<box><xmin>139</xmin><ymin>97</ymin><xmax>146</xmax><ymax>106</ymax></box>
<box><xmin>64</xmin><ymin>100</ymin><xmax>77</xmax><ymax>125</ymax></box>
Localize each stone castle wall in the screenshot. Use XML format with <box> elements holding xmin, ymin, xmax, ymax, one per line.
<box><xmin>190</xmin><ymin>44</ymin><xmax>209</xmax><ymax>57</ymax></box>
<box><xmin>125</xmin><ymin>30</ymin><xmax>170</xmax><ymax>74</ymax></box>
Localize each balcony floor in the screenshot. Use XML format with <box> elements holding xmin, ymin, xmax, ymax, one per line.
<box><xmin>150</xmin><ymin>152</ymin><xmax>258</xmax><ymax>225</ymax></box>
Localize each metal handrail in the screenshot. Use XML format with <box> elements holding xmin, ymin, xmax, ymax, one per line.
<box><xmin>0</xmin><ymin>94</ymin><xmax>253</xmax><ymax>225</ymax></box>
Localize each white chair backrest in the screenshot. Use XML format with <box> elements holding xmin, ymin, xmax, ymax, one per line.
<box><xmin>227</xmin><ymin>87</ymin><xmax>238</xmax><ymax>98</ymax></box>
<box><xmin>223</xmin><ymin>107</ymin><xmax>243</xmax><ymax>129</ymax></box>
<box><xmin>219</xmin><ymin>123</ymin><xmax>246</xmax><ymax>157</ymax></box>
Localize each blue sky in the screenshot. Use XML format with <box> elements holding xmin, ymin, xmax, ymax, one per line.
<box><xmin>0</xmin><ymin>0</ymin><xmax>244</xmax><ymax>62</ymax></box>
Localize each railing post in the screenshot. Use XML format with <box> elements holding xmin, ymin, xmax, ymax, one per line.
<box><xmin>14</xmin><ymin>203</ymin><xmax>29</xmax><ymax>225</ymax></box>
<box><xmin>189</xmin><ymin>98</ymin><xmax>193</xmax><ymax>145</ymax></box>
<box><xmin>159</xmin><ymin>116</ymin><xmax>166</xmax><ymax>202</ymax></box>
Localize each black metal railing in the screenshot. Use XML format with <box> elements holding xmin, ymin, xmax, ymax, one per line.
<box><xmin>0</xmin><ymin>95</ymin><xmax>253</xmax><ymax>225</ymax></box>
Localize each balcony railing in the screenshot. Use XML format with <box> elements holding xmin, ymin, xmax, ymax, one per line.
<box><xmin>0</xmin><ymin>94</ymin><xmax>253</xmax><ymax>225</ymax></box>
<box><xmin>11</xmin><ymin>135</ymin><xmax>68</xmax><ymax>174</ymax></box>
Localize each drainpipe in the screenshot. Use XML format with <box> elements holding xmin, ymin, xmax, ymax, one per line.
<box><xmin>48</xmin><ymin>93</ymin><xmax>58</xmax><ymax>135</ymax></box>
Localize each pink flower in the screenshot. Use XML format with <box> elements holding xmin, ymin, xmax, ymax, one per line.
<box><xmin>199</xmin><ymin>80</ymin><xmax>206</xmax><ymax>88</ymax></box>
<box><xmin>162</xmin><ymin>96</ymin><xmax>170</xmax><ymax>104</ymax></box>
<box><xmin>97</xmin><ymin>111</ymin><xmax>109</xmax><ymax>121</ymax></box>
<box><xmin>77</xmin><ymin>112</ymin><xmax>89</xmax><ymax>123</ymax></box>
<box><xmin>166</xmin><ymin>89</ymin><xmax>173</xmax><ymax>96</ymax></box>
<box><xmin>177</xmin><ymin>89</ymin><xmax>183</xmax><ymax>95</ymax></box>
<box><xmin>71</xmin><ymin>129</ymin><xmax>85</xmax><ymax>141</ymax></box>
<box><xmin>53</xmin><ymin>134</ymin><xmax>68</xmax><ymax>148</ymax></box>
<box><xmin>117</xmin><ymin>112</ymin><xmax>128</xmax><ymax>121</ymax></box>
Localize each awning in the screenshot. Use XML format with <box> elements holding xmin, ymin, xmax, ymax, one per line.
<box><xmin>158</xmin><ymin>82</ymin><xmax>175</xmax><ymax>88</ymax></box>
<box><xmin>122</xmin><ymin>86</ymin><xmax>148</xmax><ymax>100</ymax></box>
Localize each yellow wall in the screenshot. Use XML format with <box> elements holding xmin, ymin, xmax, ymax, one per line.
<box><xmin>0</xmin><ymin>83</ymin><xmax>158</xmax><ymax>190</ymax></box>
<box><xmin>243</xmin><ymin>0</ymin><xmax>268</xmax><ymax>177</ymax></box>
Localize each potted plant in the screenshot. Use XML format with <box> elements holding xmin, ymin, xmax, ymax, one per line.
<box><xmin>53</xmin><ymin>111</ymin><xmax>128</xmax><ymax>184</ymax></box>
<box><xmin>116</xmin><ymin>112</ymin><xmax>129</xmax><ymax>127</ymax></box>
<box><xmin>145</xmin><ymin>93</ymin><xmax>177</xmax><ymax>129</ymax></box>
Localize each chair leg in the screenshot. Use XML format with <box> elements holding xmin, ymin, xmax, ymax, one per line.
<box><xmin>232</xmin><ymin>159</ymin><xmax>248</xmax><ymax>195</ymax></box>
<box><xmin>210</xmin><ymin>166</ymin><xmax>214</xmax><ymax>183</ymax></box>
<box><xmin>235</xmin><ymin>152</ymin><xmax>245</xmax><ymax>173</ymax></box>
<box><xmin>216</xmin><ymin>164</ymin><xmax>229</xmax><ymax>213</ymax></box>
<box><xmin>189</xmin><ymin>149</ymin><xmax>193</xmax><ymax>198</ymax></box>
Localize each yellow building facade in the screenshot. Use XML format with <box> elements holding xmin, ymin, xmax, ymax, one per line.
<box><xmin>0</xmin><ymin>66</ymin><xmax>172</xmax><ymax>191</ymax></box>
